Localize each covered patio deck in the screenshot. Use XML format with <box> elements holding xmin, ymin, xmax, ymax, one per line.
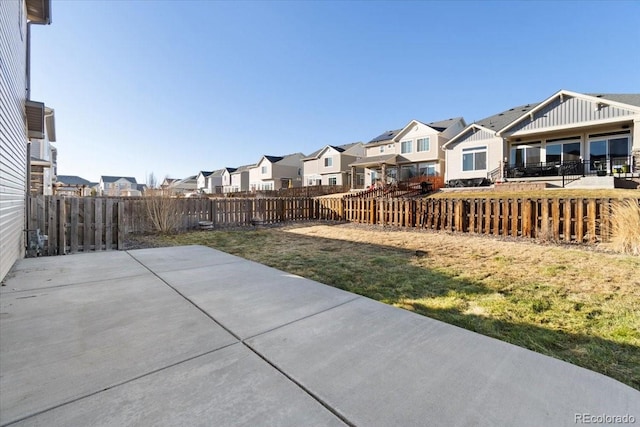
<box><xmin>1</xmin><ymin>246</ymin><xmax>638</xmax><ymax>426</ymax></box>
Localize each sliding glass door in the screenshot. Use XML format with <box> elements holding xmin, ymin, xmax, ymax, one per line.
<box><xmin>589</xmin><ymin>135</ymin><xmax>630</xmax><ymax>173</ymax></box>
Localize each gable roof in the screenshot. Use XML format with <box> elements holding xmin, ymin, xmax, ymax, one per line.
<box><xmin>101</xmin><ymin>175</ymin><xmax>137</xmax><ymax>184</ymax></box>
<box><xmin>443</xmin><ymin>102</ymin><xmax>540</xmax><ymax>148</ymax></box>
<box><xmin>426</xmin><ymin>117</ymin><xmax>465</xmax><ymax>132</ymax></box>
<box><xmin>498</xmin><ymin>90</ymin><xmax>640</xmax><ymax>134</ymax></box>
<box><xmin>263</xmin><ymin>155</ymin><xmax>284</xmax><ymax>163</ymax></box>
<box><xmin>394</xmin><ymin>117</ymin><xmax>466</xmax><ymax>142</ymax></box>
<box><xmin>56</xmin><ymin>175</ymin><xmax>91</xmax><ymax>186</ymax></box>
<box><xmin>231</xmin><ymin>164</ymin><xmax>254</xmax><ymax>173</ymax></box>
<box><xmin>367</xmin><ymin>129</ymin><xmax>402</xmax><ymax>145</ymax></box>
<box><xmin>198</xmin><ymin>171</ymin><xmax>214</xmax><ymax>177</ymax></box>
<box><xmin>304</xmin><ymin>142</ymin><xmax>361</xmax><ymax>160</ymax></box>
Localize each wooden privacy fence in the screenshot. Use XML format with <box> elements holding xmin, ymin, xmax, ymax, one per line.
<box><xmin>28</xmin><ymin>195</ymin><xmax>639</xmax><ymax>255</ymax></box>
<box><xmin>343</xmin><ymin>197</ymin><xmax>640</xmax><ymax>243</ymax></box>
<box><xmin>28</xmin><ymin>196</ymin><xmax>125</xmax><ymax>255</ymax></box>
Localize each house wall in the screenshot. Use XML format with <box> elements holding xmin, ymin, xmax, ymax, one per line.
<box><xmin>228</xmin><ymin>171</ymin><xmax>249</xmax><ymax>192</ymax></box>
<box><xmin>394</xmin><ymin>122</ymin><xmax>442</xmax><ymax>163</ymax></box>
<box><xmin>0</xmin><ymin>0</ymin><xmax>28</xmax><ymax>281</ymax></box>
<box><xmin>272</xmin><ymin>162</ymin><xmax>303</xmax><ymax>189</ymax></box>
<box><xmin>302</xmin><ymin>159</ymin><xmax>321</xmax><ymax>186</ymax></box>
<box><xmin>196</xmin><ymin>174</ymin><xmax>208</xmax><ymax>193</ymax></box>
<box><xmin>445</xmin><ymin>134</ymin><xmax>504</xmax><ymax>183</ymax></box>
<box><xmin>365</xmin><ymin>142</ymin><xmax>395</xmax><ymax>157</ymax></box>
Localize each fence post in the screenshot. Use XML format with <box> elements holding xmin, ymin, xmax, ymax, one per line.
<box><xmin>117</xmin><ymin>201</ymin><xmax>125</xmax><ymax>250</ymax></box>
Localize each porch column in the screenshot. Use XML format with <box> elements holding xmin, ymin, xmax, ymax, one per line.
<box><xmin>351</xmin><ymin>166</ymin><xmax>357</xmax><ymax>189</ymax></box>
<box><xmin>381</xmin><ymin>163</ymin><xmax>387</xmax><ymax>185</ymax></box>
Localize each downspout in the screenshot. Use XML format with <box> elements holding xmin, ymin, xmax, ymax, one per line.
<box><xmin>25</xmin><ymin>22</ymin><xmax>33</xmax><ymax>243</ymax></box>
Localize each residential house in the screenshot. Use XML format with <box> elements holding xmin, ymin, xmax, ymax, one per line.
<box><xmin>219</xmin><ymin>168</ymin><xmax>236</xmax><ymax>193</ymax></box>
<box><xmin>29</xmin><ymin>106</ymin><xmax>57</xmax><ymax>196</ymax></box>
<box><xmin>196</xmin><ymin>171</ymin><xmax>214</xmax><ymax>193</ymax></box>
<box><xmin>160</xmin><ymin>177</ymin><xmax>178</xmax><ymax>191</ymax></box>
<box><xmin>0</xmin><ymin>0</ymin><xmax>52</xmax><ymax>281</ymax></box>
<box><xmin>444</xmin><ymin>90</ymin><xmax>640</xmax><ymax>187</ymax></box>
<box><xmin>249</xmin><ymin>153</ymin><xmax>305</xmax><ymax>191</ymax></box>
<box><xmin>167</xmin><ymin>175</ymin><xmax>197</xmax><ymax>195</ymax></box>
<box><xmin>350</xmin><ymin>118</ymin><xmax>466</xmax><ymax>189</ymax></box>
<box><xmin>226</xmin><ymin>165</ymin><xmax>253</xmax><ymax>193</ymax></box>
<box><xmin>303</xmin><ymin>142</ymin><xmax>364</xmax><ymax>188</ymax></box>
<box><xmin>55</xmin><ymin>175</ymin><xmax>93</xmax><ymax>197</ymax></box>
<box><xmin>100</xmin><ymin>176</ymin><xmax>140</xmax><ymax>197</ymax></box>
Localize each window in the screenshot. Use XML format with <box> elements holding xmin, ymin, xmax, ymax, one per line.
<box><xmin>328</xmin><ymin>177</ymin><xmax>337</xmax><ymax>186</ymax></box>
<box><xmin>418</xmin><ymin>162</ymin><xmax>437</xmax><ymax>176</ymax></box>
<box><xmin>589</xmin><ymin>133</ymin><xmax>630</xmax><ymax>172</ymax></box>
<box><xmin>379</xmin><ymin>145</ymin><xmax>385</xmax><ymax>153</ymax></box>
<box><xmin>261</xmin><ymin>166</ymin><xmax>267</xmax><ymax>174</ymax></box>
<box><xmin>462</xmin><ymin>147</ymin><xmax>487</xmax><ymax>171</ymax></box>
<box><xmin>510</xmin><ymin>144</ymin><xmax>541</xmax><ymax>167</ymax></box>
<box><xmin>417</xmin><ymin>138</ymin><xmax>430</xmax><ymax>152</ymax></box>
<box><xmin>546</xmin><ymin>140</ymin><xmax>581</xmax><ymax>164</ymax></box>
<box><xmin>400</xmin><ymin>164</ymin><xmax>417</xmax><ymax>180</ymax></box>
<box><xmin>401</xmin><ymin>140</ymin><xmax>412</xmax><ymax>154</ymax></box>
<box><xmin>324</xmin><ymin>157</ymin><xmax>333</xmax><ymax>167</ymax></box>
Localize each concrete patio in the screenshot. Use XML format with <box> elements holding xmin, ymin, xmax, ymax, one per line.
<box><xmin>1</xmin><ymin>245</ymin><xmax>638</xmax><ymax>426</ymax></box>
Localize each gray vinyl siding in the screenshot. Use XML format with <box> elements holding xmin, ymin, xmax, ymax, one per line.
<box><xmin>506</xmin><ymin>97</ymin><xmax>636</xmax><ymax>134</ymax></box>
<box><xmin>460</xmin><ymin>128</ymin><xmax>495</xmax><ymax>144</ymax></box>
<box><xmin>0</xmin><ymin>0</ymin><xmax>27</xmax><ymax>281</ymax></box>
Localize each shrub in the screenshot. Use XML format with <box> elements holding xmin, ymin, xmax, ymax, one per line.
<box><xmin>608</xmin><ymin>199</ymin><xmax>640</xmax><ymax>255</ymax></box>
<box><xmin>143</xmin><ymin>189</ymin><xmax>182</xmax><ymax>234</ymax></box>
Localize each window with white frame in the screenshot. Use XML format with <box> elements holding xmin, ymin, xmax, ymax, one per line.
<box><xmin>401</xmin><ymin>140</ymin><xmax>412</xmax><ymax>154</ymax></box>
<box><xmin>261</xmin><ymin>166</ymin><xmax>267</xmax><ymax>174</ymax></box>
<box><xmin>379</xmin><ymin>145</ymin><xmax>385</xmax><ymax>153</ymax></box>
<box><xmin>328</xmin><ymin>177</ymin><xmax>337</xmax><ymax>186</ymax></box>
<box><xmin>462</xmin><ymin>147</ymin><xmax>487</xmax><ymax>171</ymax></box>
<box><xmin>417</xmin><ymin>137</ymin><xmax>430</xmax><ymax>152</ymax></box>
<box><xmin>324</xmin><ymin>157</ymin><xmax>332</xmax><ymax>167</ymax></box>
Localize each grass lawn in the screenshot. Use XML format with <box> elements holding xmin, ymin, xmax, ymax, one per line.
<box><xmin>130</xmin><ymin>223</ymin><xmax>640</xmax><ymax>390</ymax></box>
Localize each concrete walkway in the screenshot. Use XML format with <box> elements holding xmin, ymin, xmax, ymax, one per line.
<box><xmin>1</xmin><ymin>245</ymin><xmax>638</xmax><ymax>426</ymax></box>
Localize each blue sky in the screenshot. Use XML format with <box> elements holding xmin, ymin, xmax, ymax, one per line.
<box><xmin>30</xmin><ymin>0</ymin><xmax>640</xmax><ymax>184</ymax></box>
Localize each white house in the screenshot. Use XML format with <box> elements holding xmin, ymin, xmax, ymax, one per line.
<box><xmin>29</xmin><ymin>106</ymin><xmax>57</xmax><ymax>196</ymax></box>
<box><xmin>350</xmin><ymin>117</ymin><xmax>466</xmax><ymax>189</ymax></box>
<box><xmin>196</xmin><ymin>171</ymin><xmax>214</xmax><ymax>193</ymax></box>
<box><xmin>99</xmin><ymin>176</ymin><xmax>140</xmax><ymax>197</ymax></box>
<box><xmin>249</xmin><ymin>153</ymin><xmax>305</xmax><ymax>191</ymax></box>
<box><xmin>444</xmin><ymin>90</ymin><xmax>640</xmax><ymax>187</ymax></box>
<box><xmin>226</xmin><ymin>165</ymin><xmax>252</xmax><ymax>193</ymax></box>
<box><xmin>0</xmin><ymin>0</ymin><xmax>52</xmax><ymax>281</ymax></box>
<box><xmin>303</xmin><ymin>142</ymin><xmax>364</xmax><ymax>188</ymax></box>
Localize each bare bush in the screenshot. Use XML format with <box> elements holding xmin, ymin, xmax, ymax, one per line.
<box><xmin>143</xmin><ymin>189</ymin><xmax>181</xmax><ymax>234</ymax></box>
<box><xmin>608</xmin><ymin>199</ymin><xmax>640</xmax><ymax>255</ymax></box>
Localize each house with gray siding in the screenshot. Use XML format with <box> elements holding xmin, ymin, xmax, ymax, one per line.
<box><xmin>249</xmin><ymin>153</ymin><xmax>305</xmax><ymax>191</ymax></box>
<box><xmin>444</xmin><ymin>90</ymin><xmax>640</xmax><ymax>187</ymax></box>
<box><xmin>0</xmin><ymin>0</ymin><xmax>52</xmax><ymax>281</ymax></box>
<box><xmin>99</xmin><ymin>176</ymin><xmax>140</xmax><ymax>197</ymax></box>
<box><xmin>226</xmin><ymin>164</ymin><xmax>252</xmax><ymax>193</ymax></box>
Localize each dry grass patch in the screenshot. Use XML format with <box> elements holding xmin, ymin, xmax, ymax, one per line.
<box><xmin>606</xmin><ymin>199</ymin><xmax>640</xmax><ymax>255</ymax></box>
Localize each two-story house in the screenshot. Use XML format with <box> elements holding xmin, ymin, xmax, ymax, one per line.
<box><xmin>196</xmin><ymin>171</ymin><xmax>214</xmax><ymax>194</ymax></box>
<box><xmin>249</xmin><ymin>153</ymin><xmax>305</xmax><ymax>191</ymax></box>
<box><xmin>226</xmin><ymin>165</ymin><xmax>253</xmax><ymax>193</ymax></box>
<box><xmin>350</xmin><ymin>117</ymin><xmax>466</xmax><ymax>189</ymax></box>
<box><xmin>302</xmin><ymin>142</ymin><xmax>364</xmax><ymax>188</ymax></box>
<box><xmin>443</xmin><ymin>90</ymin><xmax>640</xmax><ymax>187</ymax></box>
<box><xmin>100</xmin><ymin>176</ymin><xmax>140</xmax><ymax>197</ymax></box>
